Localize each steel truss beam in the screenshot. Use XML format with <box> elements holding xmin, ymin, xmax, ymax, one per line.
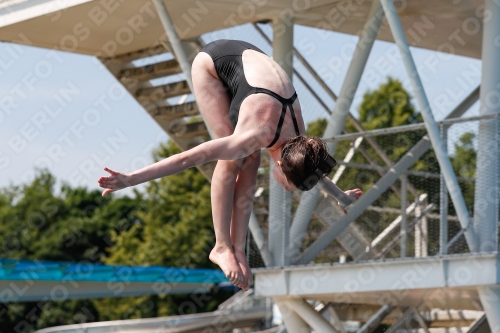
<box><xmin>255</xmin><ymin>253</ymin><xmax>500</xmax><ymax>302</ymax></box>
<box><xmin>284</xmin><ymin>0</ymin><xmax>433</xmax><ymax>262</ymax></box>
<box><xmin>439</xmin><ymin>125</ymin><xmax>449</xmax><ymax>256</ymax></box>
<box><xmin>322</xmin><ymin>303</ymin><xmax>346</xmax><ymax>333</ymax></box>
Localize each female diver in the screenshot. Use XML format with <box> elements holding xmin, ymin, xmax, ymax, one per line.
<box><xmin>98</xmin><ymin>40</ymin><xmax>362</xmax><ymax>291</ymax></box>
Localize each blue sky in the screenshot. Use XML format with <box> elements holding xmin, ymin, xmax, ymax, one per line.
<box><xmin>0</xmin><ymin>24</ymin><xmax>481</xmax><ymax>194</ymax></box>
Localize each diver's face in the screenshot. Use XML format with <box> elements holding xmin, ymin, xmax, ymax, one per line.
<box><xmin>272</xmin><ymin>162</ymin><xmax>296</xmax><ymax>191</ymax></box>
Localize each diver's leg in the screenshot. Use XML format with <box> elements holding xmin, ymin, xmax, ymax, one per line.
<box><xmin>192</xmin><ymin>52</ymin><xmax>245</xmax><ymax>288</ymax></box>
<box><xmin>210</xmin><ymin>159</ymin><xmax>246</xmax><ymax>288</ymax></box>
<box><xmin>231</xmin><ymin>150</ymin><xmax>261</xmax><ymax>287</ymax></box>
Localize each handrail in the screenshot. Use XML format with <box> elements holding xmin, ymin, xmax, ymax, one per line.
<box><xmin>324</xmin><ymin>113</ymin><xmax>498</xmax><ymax>142</ymax></box>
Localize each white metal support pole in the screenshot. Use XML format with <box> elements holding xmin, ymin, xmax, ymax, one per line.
<box><xmin>284</xmin><ymin>298</ymin><xmax>336</xmax><ymax>333</ymax></box>
<box><xmin>439</xmin><ymin>124</ymin><xmax>449</xmax><ymax>255</ymax></box>
<box><xmin>478</xmin><ymin>286</ymin><xmax>500</xmax><ymax>331</ymax></box>
<box><xmin>151</xmin><ymin>0</ymin><xmax>214</xmax><ymax>139</ymax></box>
<box><xmin>477</xmin><ymin>0</ymin><xmax>500</xmax><ymax>328</ymax></box>
<box><xmin>289</xmin><ymin>190</ymin><xmax>320</xmax><ymax>261</ymax></box>
<box><xmin>400</xmin><ymin>175</ymin><xmax>407</xmax><ymax>258</ymax></box>
<box><xmin>287</xmin><ymin>0</ymin><xmax>384</xmax><ymax>263</ymax></box>
<box><xmin>249</xmin><ymin>212</ymin><xmax>273</xmax><ymax>267</ymax></box>
<box><xmin>323</xmin><ymin>0</ymin><xmax>384</xmax><ymax>154</ymax></box>
<box><xmin>269</xmin><ymin>15</ymin><xmax>294</xmax><ymax>268</ymax></box>
<box><xmin>415</xmin><ymin>196</ymin><xmax>428</xmax><ymax>257</ymax></box>
<box><xmin>379</xmin><ymin>0</ymin><xmax>478</xmax><ymax>253</ymax></box>
<box><xmin>473</xmin><ymin>0</ymin><xmax>500</xmax><ymax>252</ymax></box>
<box><xmin>274</xmin><ymin>300</ymin><xmax>310</xmax><ymax>333</ymax></box>
<box><xmin>326</xmin><ymin>306</ymin><xmax>346</xmax><ymax>333</ymax></box>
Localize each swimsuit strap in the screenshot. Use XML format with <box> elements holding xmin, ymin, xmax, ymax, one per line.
<box><xmin>253</xmin><ymin>88</ymin><xmax>299</xmax><ymax>148</ymax></box>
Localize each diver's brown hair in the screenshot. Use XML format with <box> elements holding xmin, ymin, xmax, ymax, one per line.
<box><xmin>280</xmin><ymin>135</ymin><xmax>337</xmax><ymax>191</ymax></box>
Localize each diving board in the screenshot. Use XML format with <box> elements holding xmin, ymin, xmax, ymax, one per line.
<box><xmin>0</xmin><ymin>258</ymin><xmax>228</xmax><ymax>302</ymax></box>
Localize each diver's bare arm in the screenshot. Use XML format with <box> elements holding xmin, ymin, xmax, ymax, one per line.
<box><xmin>318</xmin><ymin>178</ymin><xmax>362</xmax><ymax>214</ymax></box>
<box><xmin>318</xmin><ymin>178</ymin><xmax>352</xmax><ymax>206</ymax></box>
<box><xmin>131</xmin><ymin>136</ymin><xmax>255</xmax><ymax>184</ymax></box>
<box><xmin>98</xmin><ymin>134</ymin><xmax>258</xmax><ymax>194</ymax></box>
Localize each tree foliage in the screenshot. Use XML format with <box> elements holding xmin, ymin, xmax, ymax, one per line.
<box><xmin>0</xmin><ymin>171</ymin><xmax>144</xmax><ymax>330</ymax></box>
<box><xmin>450</xmin><ymin>132</ymin><xmax>476</xmax><ymax>211</ymax></box>
<box><xmin>0</xmin><ymin>141</ymin><xmax>230</xmax><ymax>331</ymax></box>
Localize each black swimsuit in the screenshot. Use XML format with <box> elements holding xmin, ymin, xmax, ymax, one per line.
<box><xmin>200</xmin><ymin>39</ymin><xmax>300</xmax><ymax>148</ymax></box>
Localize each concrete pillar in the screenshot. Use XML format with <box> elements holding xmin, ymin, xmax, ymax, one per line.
<box><xmin>268</xmin><ymin>15</ymin><xmax>294</xmax><ymax>267</ymax></box>
<box><xmin>478</xmin><ymin>286</ymin><xmax>500</xmax><ymax>331</ymax></box>
<box><xmin>473</xmin><ymin>0</ymin><xmax>500</xmax><ymax>252</ymax></box>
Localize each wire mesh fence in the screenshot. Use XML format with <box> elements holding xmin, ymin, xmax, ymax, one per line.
<box><xmin>248</xmin><ymin>114</ymin><xmax>498</xmax><ymax>268</ymax></box>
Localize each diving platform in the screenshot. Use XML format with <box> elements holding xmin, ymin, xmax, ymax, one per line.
<box><xmin>254</xmin><ymin>253</ymin><xmax>499</xmax><ymax>311</ymax></box>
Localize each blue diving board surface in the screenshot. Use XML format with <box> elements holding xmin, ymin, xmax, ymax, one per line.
<box><xmin>0</xmin><ymin>258</ymin><xmax>229</xmax><ymax>303</ymax></box>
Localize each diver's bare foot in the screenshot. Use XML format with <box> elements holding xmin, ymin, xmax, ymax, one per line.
<box><xmin>234</xmin><ymin>250</ymin><xmax>252</xmax><ymax>290</ymax></box>
<box><xmin>338</xmin><ymin>188</ymin><xmax>363</xmax><ymax>214</ymax></box>
<box><xmin>209</xmin><ymin>245</ymin><xmax>245</xmax><ymax>289</ymax></box>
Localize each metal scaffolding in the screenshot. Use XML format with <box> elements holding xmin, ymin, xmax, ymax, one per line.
<box><xmin>0</xmin><ymin>0</ymin><xmax>498</xmax><ymax>332</ymax></box>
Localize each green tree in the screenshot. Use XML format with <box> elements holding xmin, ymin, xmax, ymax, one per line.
<box><xmin>450</xmin><ymin>132</ymin><xmax>476</xmax><ymax>211</ymax></box>
<box><xmin>0</xmin><ymin>140</ymin><xmax>235</xmax><ymax>330</ymax></box>
<box><xmin>0</xmin><ymin>171</ymin><xmax>145</xmax><ymax>331</ymax></box>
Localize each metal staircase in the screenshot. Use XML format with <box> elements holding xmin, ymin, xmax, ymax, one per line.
<box><xmin>99</xmin><ymin>38</ymin><xmax>216</xmax><ymax>180</ymax></box>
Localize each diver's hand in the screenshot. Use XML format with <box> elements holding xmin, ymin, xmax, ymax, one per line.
<box><xmin>338</xmin><ymin>188</ymin><xmax>363</xmax><ymax>215</ymax></box>
<box><xmin>98</xmin><ymin>167</ymin><xmax>131</xmax><ymax>196</ymax></box>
